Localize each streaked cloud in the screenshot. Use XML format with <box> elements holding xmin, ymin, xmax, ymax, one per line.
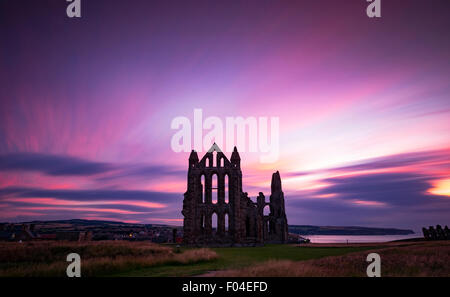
<box><xmin>1</xmin><ymin>0</ymin><xmax>449</xmax><ymax>228</ymax></box>
<box><xmin>0</xmin><ymin>153</ymin><xmax>113</xmax><ymax>176</ymax></box>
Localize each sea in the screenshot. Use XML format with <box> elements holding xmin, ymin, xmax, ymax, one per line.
<box><xmin>302</xmin><ymin>234</ymin><xmax>419</xmax><ymax>243</ymax></box>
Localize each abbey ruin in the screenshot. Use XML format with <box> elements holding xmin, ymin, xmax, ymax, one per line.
<box><xmin>181</xmin><ymin>143</ymin><xmax>288</xmax><ymax>245</ymax></box>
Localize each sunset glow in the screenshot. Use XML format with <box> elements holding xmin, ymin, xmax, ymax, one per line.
<box><xmin>429</xmin><ymin>179</ymin><xmax>450</xmax><ymax>197</ymax></box>
<box><xmin>1</xmin><ymin>0</ymin><xmax>449</xmax><ymax>231</ymax></box>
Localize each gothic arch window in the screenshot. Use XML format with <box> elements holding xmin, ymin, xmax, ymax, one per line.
<box><xmin>212</xmin><ymin>173</ymin><xmax>218</xmax><ymax>204</ymax></box>
<box><xmin>263</xmin><ymin>204</ymin><xmax>270</xmax><ymax>216</ymax></box>
<box><xmin>225</xmin><ymin>213</ymin><xmax>229</xmax><ymax>232</ymax></box>
<box><xmin>205</xmin><ymin>158</ymin><xmax>210</xmax><ymax>167</ymax></box>
<box><xmin>212</xmin><ymin>151</ymin><xmax>217</xmax><ymax>167</ymax></box>
<box><xmin>224</xmin><ymin>174</ymin><xmax>229</xmax><ymax>204</ymax></box>
<box><xmin>200</xmin><ymin>214</ymin><xmax>205</xmax><ymax>230</ymax></box>
<box><xmin>220</xmin><ymin>157</ymin><xmax>224</xmax><ymax>167</ymax></box>
<box><xmin>212</xmin><ymin>212</ymin><xmax>218</xmax><ymax>234</ymax></box>
<box><xmin>201</xmin><ymin>174</ymin><xmax>206</xmax><ymax>203</ymax></box>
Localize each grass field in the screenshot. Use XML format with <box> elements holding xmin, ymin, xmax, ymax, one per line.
<box><xmin>212</xmin><ymin>241</ymin><xmax>450</xmax><ymax>277</ymax></box>
<box><xmin>117</xmin><ymin>244</ymin><xmax>373</xmax><ymax>276</ymax></box>
<box><xmin>0</xmin><ymin>241</ymin><xmax>217</xmax><ymax>277</ymax></box>
<box><xmin>1</xmin><ymin>240</ymin><xmax>448</xmax><ymax>277</ymax></box>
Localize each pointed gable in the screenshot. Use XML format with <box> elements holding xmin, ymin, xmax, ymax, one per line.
<box><xmin>207</xmin><ymin>142</ymin><xmax>222</xmax><ymax>153</ymax></box>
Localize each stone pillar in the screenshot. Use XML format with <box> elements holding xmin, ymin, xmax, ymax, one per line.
<box><xmin>218</xmin><ymin>173</ymin><xmax>224</xmax><ymax>204</ymax></box>
<box><xmin>218</xmin><ymin>212</ymin><xmax>225</xmax><ymax>235</ymax></box>
<box><xmin>205</xmin><ymin>210</ymin><xmax>212</xmax><ymax>235</ymax></box>
<box><xmin>205</xmin><ymin>173</ymin><xmax>212</xmax><ymax>204</ymax></box>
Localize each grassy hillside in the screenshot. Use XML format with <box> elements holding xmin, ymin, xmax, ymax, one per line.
<box><xmin>2</xmin><ymin>240</ymin><xmax>445</xmax><ymax>277</ymax></box>
<box><xmin>116</xmin><ymin>244</ymin><xmax>373</xmax><ymax>276</ymax></box>
<box><xmin>0</xmin><ymin>241</ymin><xmax>215</xmax><ymax>277</ymax></box>
<box><xmin>0</xmin><ymin>241</ymin><xmax>372</xmax><ymax>277</ymax></box>
<box><xmin>213</xmin><ymin>241</ymin><xmax>450</xmax><ymax>277</ymax></box>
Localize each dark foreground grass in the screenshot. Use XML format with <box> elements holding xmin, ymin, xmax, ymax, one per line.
<box><xmin>0</xmin><ymin>241</ymin><xmax>217</xmax><ymax>277</ymax></box>
<box><xmin>0</xmin><ymin>241</ymin><xmax>386</xmax><ymax>277</ymax></box>
<box><xmin>3</xmin><ymin>240</ymin><xmax>445</xmax><ymax>277</ymax></box>
<box><xmin>115</xmin><ymin>244</ymin><xmax>374</xmax><ymax>276</ymax></box>
<box><xmin>212</xmin><ymin>241</ymin><xmax>450</xmax><ymax>277</ymax></box>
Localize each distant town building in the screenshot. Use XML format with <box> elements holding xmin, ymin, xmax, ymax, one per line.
<box><xmin>0</xmin><ymin>224</ymin><xmax>37</xmax><ymax>241</ymax></box>
<box><xmin>56</xmin><ymin>231</ymin><xmax>92</xmax><ymax>241</ymax></box>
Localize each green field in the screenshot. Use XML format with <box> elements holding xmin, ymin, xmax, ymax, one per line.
<box><xmin>2</xmin><ymin>241</ymin><xmax>447</xmax><ymax>277</ymax></box>
<box><xmin>113</xmin><ymin>244</ymin><xmax>374</xmax><ymax>276</ymax></box>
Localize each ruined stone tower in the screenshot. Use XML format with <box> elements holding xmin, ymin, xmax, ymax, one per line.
<box><xmin>181</xmin><ymin>144</ymin><xmax>288</xmax><ymax>245</ymax></box>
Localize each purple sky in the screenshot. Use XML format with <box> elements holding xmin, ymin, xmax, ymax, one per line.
<box><xmin>1</xmin><ymin>0</ymin><xmax>450</xmax><ymax>231</ymax></box>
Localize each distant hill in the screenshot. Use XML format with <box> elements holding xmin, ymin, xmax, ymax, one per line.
<box><xmin>27</xmin><ymin>219</ymin><xmax>137</xmax><ymax>226</ymax></box>
<box><xmin>3</xmin><ymin>219</ymin><xmax>414</xmax><ymax>235</ymax></box>
<box><xmin>0</xmin><ymin>219</ymin><xmax>181</xmax><ymax>242</ymax></box>
<box><xmin>21</xmin><ymin>219</ymin><xmax>170</xmax><ymax>228</ymax></box>
<box><xmin>289</xmin><ymin>225</ymin><xmax>414</xmax><ymax>235</ymax></box>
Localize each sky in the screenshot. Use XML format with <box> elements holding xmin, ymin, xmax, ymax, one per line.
<box><xmin>0</xmin><ymin>0</ymin><xmax>449</xmax><ymax>231</ymax></box>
